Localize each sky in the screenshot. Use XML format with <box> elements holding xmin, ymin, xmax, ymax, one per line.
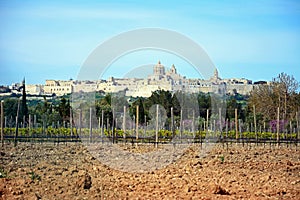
<box><xmin>0</xmin><ymin>0</ymin><xmax>300</xmax><ymax>85</ymax></box>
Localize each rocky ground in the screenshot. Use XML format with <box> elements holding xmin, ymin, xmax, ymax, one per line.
<box><xmin>0</xmin><ymin>141</ymin><xmax>300</xmax><ymax>199</ymax></box>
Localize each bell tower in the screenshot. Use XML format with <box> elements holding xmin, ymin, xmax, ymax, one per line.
<box><xmin>214</xmin><ymin>68</ymin><xmax>219</xmax><ymax>79</ymax></box>
<box><xmin>170</xmin><ymin>64</ymin><xmax>177</xmax><ymax>74</ymax></box>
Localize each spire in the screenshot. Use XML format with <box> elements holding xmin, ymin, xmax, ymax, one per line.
<box><xmin>214</xmin><ymin>68</ymin><xmax>219</xmax><ymax>79</ymax></box>
<box><xmin>158</xmin><ymin>60</ymin><xmax>161</xmax><ymax>64</ymax></box>
<box><xmin>170</xmin><ymin>64</ymin><xmax>177</xmax><ymax>74</ymax></box>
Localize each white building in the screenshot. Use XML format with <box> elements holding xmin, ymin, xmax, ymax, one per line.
<box><xmin>40</xmin><ymin>61</ymin><xmax>255</xmax><ymax>97</ymax></box>
<box><xmin>44</xmin><ymin>80</ymin><xmax>73</xmax><ymax>96</ymax></box>
<box><xmin>26</xmin><ymin>84</ymin><xmax>44</xmax><ymax>95</ymax></box>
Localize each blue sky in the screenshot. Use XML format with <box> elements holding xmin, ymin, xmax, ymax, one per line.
<box><xmin>0</xmin><ymin>0</ymin><xmax>299</xmax><ymax>85</ymax></box>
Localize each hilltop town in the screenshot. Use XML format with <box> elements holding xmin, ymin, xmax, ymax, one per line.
<box><xmin>0</xmin><ymin>61</ymin><xmax>265</xmax><ymax>98</ymax></box>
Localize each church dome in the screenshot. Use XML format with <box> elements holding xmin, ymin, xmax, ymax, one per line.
<box><xmin>154</xmin><ymin>60</ymin><xmax>165</xmax><ymax>76</ymax></box>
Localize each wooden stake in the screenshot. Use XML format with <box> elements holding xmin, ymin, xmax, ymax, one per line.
<box><xmin>289</xmin><ymin>121</ymin><xmax>292</xmax><ymax>139</ymax></box>
<box><xmin>112</xmin><ymin>108</ymin><xmax>115</xmax><ymax>143</ymax></box>
<box><xmin>123</xmin><ymin>106</ymin><xmax>126</xmax><ymax>139</ymax></box>
<box><xmin>206</xmin><ymin>109</ymin><xmax>209</xmax><ymax>137</ymax></box>
<box><xmin>28</xmin><ymin>114</ymin><xmax>31</xmax><ymax>138</ymax></box>
<box><xmin>98</xmin><ymin>117</ymin><xmax>100</xmax><ymax>130</ymax></box>
<box><xmin>239</xmin><ymin>119</ymin><xmax>242</xmax><ymax>139</ymax></box>
<box><xmin>296</xmin><ymin>111</ymin><xmax>299</xmax><ymax>142</ymax></box>
<box><xmin>14</xmin><ymin>98</ymin><xmax>21</xmax><ymax>146</ymax></box>
<box><xmin>79</xmin><ymin>109</ymin><xmax>82</xmax><ymax>136</ymax></box>
<box><xmin>136</xmin><ymin>105</ymin><xmax>139</xmax><ymax>141</ymax></box>
<box><xmin>144</xmin><ymin>115</ymin><xmax>147</xmax><ymax>137</ymax></box>
<box><xmin>180</xmin><ymin>109</ymin><xmax>183</xmax><ymax>140</ymax></box>
<box><xmin>192</xmin><ymin>110</ymin><xmax>195</xmax><ymax>138</ymax></box>
<box><xmin>107</xmin><ymin>117</ymin><xmax>109</xmax><ymax>136</ymax></box>
<box><xmin>115</xmin><ymin>118</ymin><xmax>118</xmax><ymax>143</ymax></box>
<box><xmin>89</xmin><ymin>107</ymin><xmax>92</xmax><ymax>143</ymax></box>
<box><xmin>219</xmin><ymin>108</ymin><xmax>222</xmax><ymax>138</ymax></box>
<box><xmin>171</xmin><ymin>107</ymin><xmax>174</xmax><ymax>137</ymax></box>
<box><xmin>70</xmin><ymin>107</ymin><xmax>73</xmax><ymax>137</ymax></box>
<box><xmin>203</xmin><ymin>121</ymin><xmax>206</xmax><ymax>137</ymax></box>
<box><xmin>101</xmin><ymin>109</ymin><xmax>104</xmax><ymax>139</ymax></box>
<box><xmin>155</xmin><ymin>104</ymin><xmax>159</xmax><ymax>148</ymax></box>
<box><xmin>1</xmin><ymin>100</ymin><xmax>3</xmax><ymax>146</ymax></box>
<box><xmin>277</xmin><ymin>107</ymin><xmax>280</xmax><ymax>144</ymax></box>
<box><xmin>253</xmin><ymin>105</ymin><xmax>257</xmax><ymax>141</ymax></box>
<box><xmin>235</xmin><ymin>108</ymin><xmax>238</xmax><ymax>140</ymax></box>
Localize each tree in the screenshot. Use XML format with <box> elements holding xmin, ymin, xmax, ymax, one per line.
<box><xmin>171</xmin><ymin>93</ymin><xmax>181</xmax><ymax>117</ymax></box>
<box><xmin>197</xmin><ymin>92</ymin><xmax>211</xmax><ymax>118</ymax></box>
<box><xmin>129</xmin><ymin>97</ymin><xmax>146</xmax><ymax>124</ymax></box>
<box><xmin>226</xmin><ymin>96</ymin><xmax>245</xmax><ymax>121</ymax></box>
<box><xmin>20</xmin><ymin>78</ymin><xmax>28</xmax><ymax>122</ymax></box>
<box><xmin>144</xmin><ymin>90</ymin><xmax>182</xmax><ymax>129</ymax></box>
<box><xmin>249</xmin><ymin>73</ymin><xmax>299</xmax><ymax>122</ymax></box>
<box><xmin>57</xmin><ymin>97</ymin><xmax>71</xmax><ymax>124</ymax></box>
<box><xmin>146</xmin><ymin>90</ymin><xmax>174</xmax><ymax>118</ymax></box>
<box><xmin>95</xmin><ymin>93</ymin><xmax>113</xmax><ymax>127</ymax></box>
<box><xmin>3</xmin><ymin>98</ymin><xmax>19</xmax><ymax>127</ymax></box>
<box><xmin>275</xmin><ymin>73</ymin><xmax>299</xmax><ymax>120</ymax></box>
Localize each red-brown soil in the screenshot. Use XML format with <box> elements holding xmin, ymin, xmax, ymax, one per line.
<box><xmin>0</xmin><ymin>142</ymin><xmax>299</xmax><ymax>199</ymax></box>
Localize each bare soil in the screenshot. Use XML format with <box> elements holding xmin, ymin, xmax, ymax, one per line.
<box><xmin>0</xmin><ymin>142</ymin><xmax>300</xmax><ymax>199</ymax></box>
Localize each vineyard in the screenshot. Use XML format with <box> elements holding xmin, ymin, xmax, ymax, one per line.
<box><xmin>1</xmin><ymin>126</ymin><xmax>299</xmax><ymax>146</ymax></box>
<box><xmin>0</xmin><ymin>72</ymin><xmax>300</xmax><ymax>199</ymax></box>
<box><xmin>1</xmin><ymin>113</ymin><xmax>300</xmax><ymax>199</ymax></box>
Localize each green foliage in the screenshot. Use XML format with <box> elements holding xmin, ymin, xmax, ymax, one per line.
<box><xmin>145</xmin><ymin>90</ymin><xmax>175</xmax><ymax>122</ymax></box>
<box><xmin>28</xmin><ymin>171</ymin><xmax>41</xmax><ymax>181</ymax></box>
<box><xmin>129</xmin><ymin>97</ymin><xmax>147</xmax><ymax>124</ymax></box>
<box><xmin>3</xmin><ymin>127</ymin><xmax>77</xmax><ymax>136</ymax></box>
<box><xmin>1</xmin><ymin>78</ymin><xmax>299</xmax><ymax>144</ymax></box>
<box><xmin>57</xmin><ymin>97</ymin><xmax>70</xmax><ymax>123</ymax></box>
<box><xmin>158</xmin><ymin>130</ymin><xmax>172</xmax><ymax>137</ymax></box>
<box><xmin>224</xmin><ymin>130</ymin><xmax>236</xmax><ymax>138</ymax></box>
<box><xmin>3</xmin><ymin>98</ymin><xmax>19</xmax><ymax>123</ymax></box>
<box><xmin>219</xmin><ymin>155</ymin><xmax>225</xmax><ymax>163</ymax></box>
<box><xmin>114</xmin><ymin>129</ymin><xmax>124</xmax><ymax>137</ymax></box>
<box><xmin>197</xmin><ymin>92</ymin><xmax>211</xmax><ymax>118</ymax></box>
<box><xmin>1</xmin><ymin>126</ymin><xmax>298</xmax><ymax>143</ymax></box>
<box><xmin>0</xmin><ymin>168</ymin><xmax>8</xmax><ymax>178</ymax></box>
<box><xmin>226</xmin><ymin>96</ymin><xmax>246</xmax><ymax>121</ymax></box>
<box><xmin>95</xmin><ymin>93</ymin><xmax>113</xmax><ymax>127</ymax></box>
<box><xmin>195</xmin><ymin>131</ymin><xmax>207</xmax><ymax>138</ymax></box>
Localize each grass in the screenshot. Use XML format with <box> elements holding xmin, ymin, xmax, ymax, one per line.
<box><xmin>0</xmin><ymin>167</ymin><xmax>8</xmax><ymax>178</ymax></box>
<box><xmin>219</xmin><ymin>155</ymin><xmax>225</xmax><ymax>164</ymax></box>
<box><xmin>28</xmin><ymin>171</ymin><xmax>41</xmax><ymax>181</ymax></box>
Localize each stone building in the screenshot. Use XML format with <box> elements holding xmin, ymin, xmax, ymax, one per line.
<box><xmin>26</xmin><ymin>84</ymin><xmax>44</xmax><ymax>95</ymax></box>
<box><xmin>44</xmin><ymin>80</ymin><xmax>73</xmax><ymax>96</ymax></box>
<box><xmin>42</xmin><ymin>61</ymin><xmax>256</xmax><ymax>97</ymax></box>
